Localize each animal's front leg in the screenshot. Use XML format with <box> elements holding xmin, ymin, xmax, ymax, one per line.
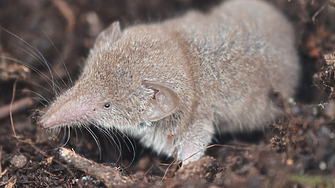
<box><xmin>175</xmin><ymin>122</ymin><xmax>215</xmax><ymax>165</ymax></box>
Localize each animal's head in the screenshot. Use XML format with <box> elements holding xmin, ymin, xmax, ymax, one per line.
<box><xmin>38</xmin><ymin>22</ymin><xmax>180</xmax><ymax>131</ymax></box>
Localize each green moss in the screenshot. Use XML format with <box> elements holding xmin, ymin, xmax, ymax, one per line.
<box><xmin>290</xmin><ymin>174</ymin><xmax>335</xmax><ymax>188</ymax></box>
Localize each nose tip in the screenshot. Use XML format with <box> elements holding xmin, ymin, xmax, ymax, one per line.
<box><xmin>37</xmin><ymin>121</ymin><xmax>48</xmax><ymax>129</ymax></box>
<box><xmin>36</xmin><ymin>121</ymin><xmax>45</xmax><ymax>129</ymax></box>
<box><xmin>38</xmin><ymin>114</ymin><xmax>56</xmax><ymax>129</ymax></box>
<box><xmin>37</xmin><ymin>119</ymin><xmax>48</xmax><ymax>129</ymax></box>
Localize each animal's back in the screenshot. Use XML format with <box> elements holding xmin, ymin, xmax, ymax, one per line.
<box><xmin>165</xmin><ymin>0</ymin><xmax>300</xmax><ymax>132</ymax></box>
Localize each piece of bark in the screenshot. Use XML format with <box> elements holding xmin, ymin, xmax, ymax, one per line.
<box><xmin>0</xmin><ymin>98</ymin><xmax>34</xmax><ymax>120</ymax></box>
<box><xmin>59</xmin><ymin>147</ymin><xmax>134</xmax><ymax>187</ymax></box>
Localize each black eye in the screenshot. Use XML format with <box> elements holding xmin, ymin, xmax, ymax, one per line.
<box><xmin>104</xmin><ymin>103</ymin><xmax>111</xmax><ymax>109</ymax></box>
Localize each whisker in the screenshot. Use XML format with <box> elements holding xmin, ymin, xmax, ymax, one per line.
<box><xmin>108</xmin><ymin>128</ymin><xmax>123</xmax><ymax>162</ymax></box>
<box><xmin>15</xmin><ymin>46</ymin><xmax>65</xmax><ymax>92</ymax></box>
<box><xmin>123</xmin><ymin>135</ymin><xmax>136</xmax><ymax>168</ymax></box>
<box><xmin>23</xmin><ymin>80</ymin><xmax>54</xmax><ymax>96</ymax></box>
<box><xmin>114</xmin><ymin>129</ymin><xmax>136</xmax><ymax>168</ymax></box>
<box><xmin>27</xmin><ymin>109</ymin><xmax>44</xmax><ymax>120</ymax></box>
<box><xmin>54</xmin><ymin>127</ymin><xmax>62</xmax><ymax>142</ymax></box>
<box><xmin>96</xmin><ymin>125</ymin><xmax>123</xmax><ymax>163</ymax></box>
<box><xmin>40</xmin><ymin>27</ymin><xmax>73</xmax><ymax>87</ymax></box>
<box><xmin>0</xmin><ymin>27</ymin><xmax>58</xmax><ymax>94</ymax></box>
<box><xmin>20</xmin><ymin>89</ymin><xmax>50</xmax><ymax>105</ymax></box>
<box><xmin>114</xmin><ymin>130</ymin><xmax>133</xmax><ymax>153</ymax></box>
<box><xmin>77</xmin><ymin>125</ymin><xmax>85</xmax><ymax>138</ymax></box>
<box><xmin>57</xmin><ymin>126</ymin><xmax>70</xmax><ymax>149</ymax></box>
<box><xmin>30</xmin><ymin>97</ymin><xmax>47</xmax><ymax>107</ymax></box>
<box><xmin>65</xmin><ymin>126</ymin><xmax>72</xmax><ymax>146</ymax></box>
<box><xmin>83</xmin><ymin>124</ymin><xmax>102</xmax><ymax>159</ymax></box>
<box><xmin>107</xmin><ymin>127</ymin><xmax>124</xmax><ymax>163</ymax></box>
<box><xmin>0</xmin><ymin>56</ymin><xmax>62</xmax><ymax>92</ymax></box>
<box><xmin>73</xmin><ymin>127</ymin><xmax>79</xmax><ymax>147</ymax></box>
<box><xmin>51</xmin><ymin>127</ymin><xmax>64</xmax><ymax>150</ymax></box>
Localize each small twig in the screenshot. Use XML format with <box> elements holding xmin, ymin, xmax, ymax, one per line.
<box><xmin>159</xmin><ymin>143</ymin><xmax>249</xmax><ymax>180</ymax></box>
<box><xmin>59</xmin><ymin>147</ymin><xmax>134</xmax><ymax>187</ymax></box>
<box><xmin>182</xmin><ymin>143</ymin><xmax>250</xmax><ymax>165</ymax></box>
<box><xmin>312</xmin><ymin>3</ymin><xmax>326</xmax><ymax>23</ymax></box>
<box><xmin>9</xmin><ymin>79</ymin><xmax>18</xmax><ymax>136</ymax></box>
<box><xmin>1</xmin><ymin>176</ymin><xmax>17</xmax><ymax>188</ymax></box>
<box><xmin>52</xmin><ymin>0</ymin><xmax>75</xmax><ymax>32</ymax></box>
<box><xmin>0</xmin><ymin>97</ymin><xmax>34</xmax><ymax>120</ymax></box>
<box><xmin>161</xmin><ymin>159</ymin><xmax>178</xmax><ymax>180</ymax></box>
<box><xmin>0</xmin><ymin>145</ymin><xmax>2</xmax><ymax>174</ymax></box>
<box><xmin>0</xmin><ymin>168</ymin><xmax>8</xmax><ymax>179</ymax></box>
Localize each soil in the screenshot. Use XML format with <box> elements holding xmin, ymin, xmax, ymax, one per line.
<box><xmin>0</xmin><ymin>0</ymin><xmax>335</xmax><ymax>187</ymax></box>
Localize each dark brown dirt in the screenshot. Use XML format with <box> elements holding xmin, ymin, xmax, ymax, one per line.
<box><xmin>0</xmin><ymin>0</ymin><xmax>334</xmax><ymax>187</ymax></box>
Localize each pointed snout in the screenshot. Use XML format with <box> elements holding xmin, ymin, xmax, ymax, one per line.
<box><xmin>38</xmin><ymin>99</ymin><xmax>97</xmax><ymax>129</ymax></box>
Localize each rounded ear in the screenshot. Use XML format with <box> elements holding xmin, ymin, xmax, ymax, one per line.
<box><xmin>94</xmin><ymin>21</ymin><xmax>122</xmax><ymax>48</ymax></box>
<box><xmin>142</xmin><ymin>82</ymin><xmax>179</xmax><ymax>121</ymax></box>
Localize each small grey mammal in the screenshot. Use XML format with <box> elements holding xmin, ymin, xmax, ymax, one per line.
<box><xmin>38</xmin><ymin>0</ymin><xmax>300</xmax><ymax>164</ymax></box>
